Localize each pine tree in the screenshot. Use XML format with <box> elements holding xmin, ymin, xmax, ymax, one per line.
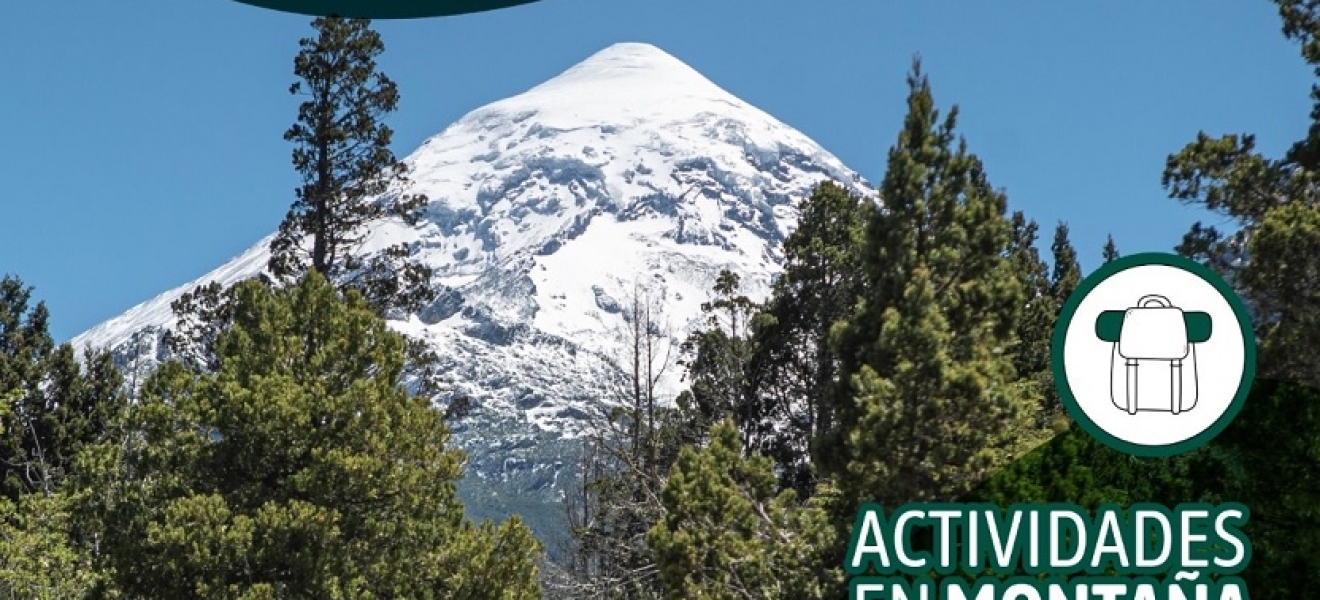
<box><xmin>0</xmin><ymin>277</ymin><xmax>57</xmax><ymax>498</ymax></box>
<box><xmin>0</xmin><ymin>495</ymin><xmax>100</xmax><ymax>598</ymax></box>
<box><xmin>1102</xmin><ymin>234</ymin><xmax>1120</xmax><ymax>264</ymax></box>
<box><xmin>79</xmin><ymin>272</ymin><xmax>541</xmax><ymax>598</ymax></box>
<box><xmin>823</xmin><ymin>59</ymin><xmax>1035</xmax><ymax>511</ymax></box>
<box><xmin>1240</xmin><ymin>201</ymin><xmax>1320</xmax><ymax>383</ymax></box>
<box><xmin>749</xmin><ymin>181</ymin><xmax>870</xmax><ymax>494</ymax></box>
<box><xmin>1021</xmin><ymin>221</ymin><xmax>1081</xmax><ymax>428</ymax></box>
<box><xmin>1006</xmin><ymin>213</ymin><xmax>1063</xmax><ymax>433</ymax></box>
<box><xmin>168</xmin><ymin>17</ymin><xmax>442</xmax><ymax>395</ymax></box>
<box><xmin>647</xmin><ymin>420</ymin><xmax>841</xmax><ymax>599</ymax></box>
<box><xmin>269</xmin><ymin>16</ymin><xmax>434</xmax><ymax>314</ymax></box>
<box><xmin>1179</xmin><ymin>378</ymin><xmax>1320</xmax><ymax>596</ymax></box>
<box><xmin>676</xmin><ymin>270</ymin><xmax>761</xmax><ymax>451</ymax></box>
<box><xmin>1050</xmin><ymin>221</ymin><xmax>1081</xmax><ymax>302</ymax></box>
<box><xmin>0</xmin><ymin>423</ymin><xmax>101</xmax><ymax>598</ymax></box>
<box><xmin>1160</xmin><ymin>1</ymin><xmax>1320</xmax><ymax>385</ymax></box>
<box><xmin>0</xmin><ymin>276</ymin><xmax>125</xmax><ymax>500</ymax></box>
<box><xmin>971</xmin><ymin>377</ymin><xmax>1320</xmax><ymax>597</ymax></box>
<box><xmin>0</xmin><ymin>277</ymin><xmax>125</xmax><ymax>596</ymax></box>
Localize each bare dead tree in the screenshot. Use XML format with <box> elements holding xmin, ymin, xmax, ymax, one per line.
<box><xmin>551</xmin><ymin>279</ymin><xmax>678</xmax><ymax>599</ymax></box>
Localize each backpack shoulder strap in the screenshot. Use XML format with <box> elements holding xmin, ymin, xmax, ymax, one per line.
<box><xmin>1126</xmin><ymin>357</ymin><xmax>1139</xmax><ymax>415</ymax></box>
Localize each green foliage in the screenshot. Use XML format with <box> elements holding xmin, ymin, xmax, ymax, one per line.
<box><xmin>0</xmin><ymin>275</ymin><xmax>125</xmax><ymax>499</ymax></box>
<box><xmin>970</xmin><ymin>422</ymin><xmax>1188</xmax><ymax>510</ymax></box>
<box><xmin>0</xmin><ymin>480</ymin><xmax>101</xmax><ymax>599</ymax></box>
<box><xmin>79</xmin><ymin>272</ymin><xmax>540</xmax><ymax>599</ymax></box>
<box><xmin>172</xmin><ymin>18</ymin><xmax>442</xmax><ymax>392</ymax></box>
<box><xmin>748</xmin><ymin>182</ymin><xmax>870</xmax><ymax>494</ymax></box>
<box><xmin>0</xmin><ymin>275</ymin><xmax>58</xmax><ymax>497</ymax></box>
<box><xmin>1030</xmin><ymin>221</ymin><xmax>1082</xmax><ymax>429</ymax></box>
<box><xmin>1152</xmin><ymin>35</ymin><xmax>1320</xmax><ymax>596</ymax></box>
<box><xmin>1160</xmin><ymin>1</ymin><xmax>1320</xmax><ymax>388</ymax></box>
<box><xmin>676</xmin><ymin>271</ymin><xmax>761</xmax><ymax>450</ymax></box>
<box><xmin>1180</xmin><ymin>378</ymin><xmax>1320</xmax><ymax>596</ymax></box>
<box><xmin>823</xmin><ymin>59</ymin><xmax>1036</xmax><ymax>509</ymax></box>
<box><xmin>0</xmin><ymin>276</ymin><xmax>120</xmax><ymax>597</ymax></box>
<box><xmin>1102</xmin><ymin>234</ymin><xmax>1120</xmax><ymax>264</ymax></box>
<box><xmin>268</xmin><ymin>16</ymin><xmax>433</xmax><ymax>315</ymax></box>
<box><xmin>973</xmin><ymin>378</ymin><xmax>1320</xmax><ymax>596</ymax></box>
<box><xmin>1242</xmin><ymin>201</ymin><xmax>1320</xmax><ymax>383</ymax></box>
<box><xmin>1006</xmin><ymin>213</ymin><xmax>1062</xmax><ymax>434</ymax></box>
<box><xmin>165</xmin><ymin>279</ymin><xmax>241</xmax><ymax>371</ymax></box>
<box><xmin>1049</xmin><ymin>221</ymin><xmax>1081</xmax><ymax>303</ymax></box>
<box><xmin>648</xmin><ymin>421</ymin><xmax>841</xmax><ymax>599</ymax></box>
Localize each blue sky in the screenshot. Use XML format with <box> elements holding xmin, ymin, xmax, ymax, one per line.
<box><xmin>1</xmin><ymin>0</ymin><xmax>1312</xmax><ymax>342</ymax></box>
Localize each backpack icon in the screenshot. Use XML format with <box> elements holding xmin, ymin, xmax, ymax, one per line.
<box><xmin>1094</xmin><ymin>295</ymin><xmax>1213</xmax><ymax>415</ymax></box>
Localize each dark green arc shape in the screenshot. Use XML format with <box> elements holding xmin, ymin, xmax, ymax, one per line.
<box><xmin>230</xmin><ymin>0</ymin><xmax>542</xmax><ymax>19</ymax></box>
<box><xmin>1095</xmin><ymin>310</ymin><xmax>1213</xmax><ymax>344</ymax></box>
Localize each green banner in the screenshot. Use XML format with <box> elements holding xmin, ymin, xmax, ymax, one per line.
<box><xmin>229</xmin><ymin>0</ymin><xmax>542</xmax><ymax>19</ymax></box>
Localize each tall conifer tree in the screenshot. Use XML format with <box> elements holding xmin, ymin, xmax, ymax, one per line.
<box><xmin>1102</xmin><ymin>234</ymin><xmax>1120</xmax><ymax>264</ymax></box>
<box><xmin>1050</xmin><ymin>221</ymin><xmax>1081</xmax><ymax>303</ymax></box>
<box><xmin>169</xmin><ymin>17</ymin><xmax>438</xmax><ymax>381</ymax></box>
<box><xmin>1007</xmin><ymin>214</ymin><xmax>1062</xmax><ymax>431</ymax></box>
<box><xmin>823</xmin><ymin>59</ymin><xmax>1035</xmax><ymax>509</ymax></box>
<box><xmin>269</xmin><ymin>16</ymin><xmax>434</xmax><ymax>314</ymax></box>
<box><xmin>0</xmin><ymin>276</ymin><xmax>125</xmax><ymax>500</ymax></box>
<box><xmin>748</xmin><ymin>182</ymin><xmax>870</xmax><ymax>493</ymax></box>
<box><xmin>1161</xmin><ymin>0</ymin><xmax>1320</xmax><ymax>385</ymax></box>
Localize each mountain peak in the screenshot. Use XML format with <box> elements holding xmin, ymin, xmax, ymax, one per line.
<box><xmin>473</xmin><ymin>42</ymin><xmax>744</xmax><ymax>126</ymax></box>
<box><xmin>544</xmin><ymin>42</ymin><xmax>706</xmax><ymax>85</ymax></box>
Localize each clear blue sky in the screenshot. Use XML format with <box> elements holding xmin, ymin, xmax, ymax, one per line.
<box><xmin>1</xmin><ymin>0</ymin><xmax>1312</xmax><ymax>342</ymax></box>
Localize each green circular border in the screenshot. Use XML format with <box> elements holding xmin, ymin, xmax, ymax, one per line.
<box><xmin>1051</xmin><ymin>252</ymin><xmax>1257</xmax><ymax>458</ymax></box>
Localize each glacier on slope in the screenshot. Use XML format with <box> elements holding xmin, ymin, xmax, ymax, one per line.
<box><xmin>71</xmin><ymin>41</ymin><xmax>872</xmax><ymax>559</ymax></box>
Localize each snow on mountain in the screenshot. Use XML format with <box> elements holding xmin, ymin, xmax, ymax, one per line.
<box><xmin>70</xmin><ymin>41</ymin><xmax>872</xmax><ymax>557</ymax></box>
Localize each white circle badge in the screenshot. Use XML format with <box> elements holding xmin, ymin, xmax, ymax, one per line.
<box><xmin>1052</xmin><ymin>253</ymin><xmax>1256</xmax><ymax>457</ymax></box>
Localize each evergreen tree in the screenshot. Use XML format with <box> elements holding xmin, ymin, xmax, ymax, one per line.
<box><xmin>0</xmin><ymin>404</ymin><xmax>101</xmax><ymax>599</ymax></box>
<box><xmin>1022</xmin><ymin>221</ymin><xmax>1081</xmax><ymax>428</ymax></box>
<box><xmin>647</xmin><ymin>420</ymin><xmax>841</xmax><ymax>600</ymax></box>
<box><xmin>0</xmin><ymin>492</ymin><xmax>100</xmax><ymax>598</ymax></box>
<box><xmin>1179</xmin><ymin>378</ymin><xmax>1320</xmax><ymax>596</ymax></box>
<box><xmin>269</xmin><ymin>16</ymin><xmax>434</xmax><ymax>315</ymax></box>
<box><xmin>0</xmin><ymin>277</ymin><xmax>124</xmax><ymax>596</ymax></box>
<box><xmin>0</xmin><ymin>276</ymin><xmax>58</xmax><ymax>498</ymax></box>
<box><xmin>164</xmin><ymin>279</ymin><xmax>239</xmax><ymax>372</ymax></box>
<box><xmin>1160</xmin><ymin>0</ymin><xmax>1320</xmax><ymax>386</ymax></box>
<box><xmin>748</xmin><ymin>181</ymin><xmax>870</xmax><ymax>494</ymax></box>
<box><xmin>1006</xmin><ymin>213</ymin><xmax>1063</xmax><ymax>433</ymax></box>
<box><xmin>676</xmin><ymin>271</ymin><xmax>761</xmax><ymax>451</ymax></box>
<box><xmin>78</xmin><ymin>272</ymin><xmax>540</xmax><ymax>598</ymax></box>
<box><xmin>1102</xmin><ymin>234</ymin><xmax>1120</xmax><ymax>263</ymax></box>
<box><xmin>0</xmin><ymin>276</ymin><xmax>125</xmax><ymax>500</ymax></box>
<box><xmin>823</xmin><ymin>59</ymin><xmax>1035</xmax><ymax>511</ymax></box>
<box><xmin>1049</xmin><ymin>221</ymin><xmax>1081</xmax><ymax>303</ymax></box>
<box><xmin>972</xmin><ymin>377</ymin><xmax>1320</xmax><ymax>597</ymax></box>
<box><xmin>168</xmin><ymin>18</ymin><xmax>444</xmax><ymax>399</ymax></box>
<box><xmin>1240</xmin><ymin>201</ymin><xmax>1320</xmax><ymax>385</ymax></box>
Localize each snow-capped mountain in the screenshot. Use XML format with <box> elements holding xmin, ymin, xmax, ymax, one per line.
<box><xmin>72</xmin><ymin>42</ymin><xmax>871</xmax><ymax>556</ymax></box>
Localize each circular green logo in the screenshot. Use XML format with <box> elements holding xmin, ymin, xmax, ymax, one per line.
<box><xmin>1051</xmin><ymin>252</ymin><xmax>1256</xmax><ymax>457</ymax></box>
